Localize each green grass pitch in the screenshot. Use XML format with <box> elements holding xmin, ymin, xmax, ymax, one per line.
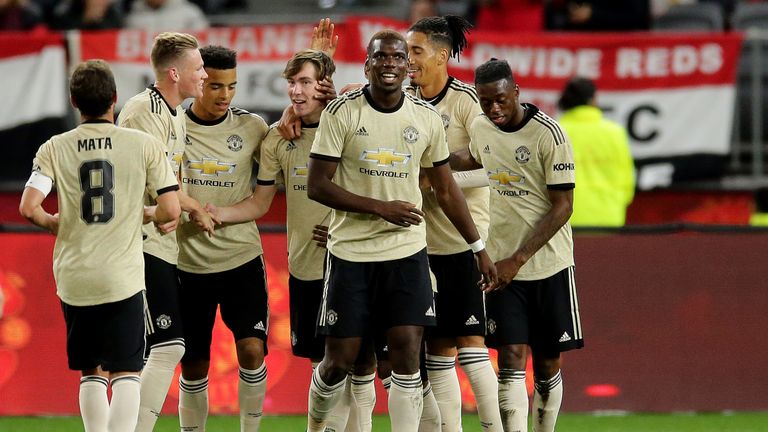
<box><xmin>2</xmin><ymin>413</ymin><xmax>767</xmax><ymax>431</ymax></box>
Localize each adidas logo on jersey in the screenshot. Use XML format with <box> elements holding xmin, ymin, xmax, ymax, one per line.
<box><xmin>286</xmin><ymin>141</ymin><xmax>297</xmax><ymax>151</ymax></box>
<box><xmin>254</xmin><ymin>321</ymin><xmax>265</xmax><ymax>331</ymax></box>
<box><xmin>425</xmin><ymin>306</ymin><xmax>435</xmax><ymax>317</ymax></box>
<box><xmin>559</xmin><ymin>331</ymin><xmax>572</xmax><ymax>342</ymax></box>
<box><xmin>483</xmin><ymin>145</ymin><xmax>491</xmax><ymax>154</ymax></box>
<box><xmin>355</xmin><ymin>126</ymin><xmax>369</xmax><ymax>136</ymax></box>
<box><xmin>465</xmin><ymin>315</ymin><xmax>480</xmax><ymax>325</ymax></box>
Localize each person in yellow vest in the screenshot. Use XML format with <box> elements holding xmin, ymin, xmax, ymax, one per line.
<box><xmin>750</xmin><ymin>188</ymin><xmax>768</xmax><ymax>226</ymax></box>
<box><xmin>558</xmin><ymin>76</ymin><xmax>635</xmax><ymax>227</ymax></box>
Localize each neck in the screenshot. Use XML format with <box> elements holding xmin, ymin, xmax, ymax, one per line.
<box><xmin>81</xmin><ymin>111</ymin><xmax>114</xmax><ymax>124</ymax></box>
<box><xmin>302</xmin><ymin>110</ymin><xmax>322</xmax><ymax>125</ymax></box>
<box><xmin>419</xmin><ymin>70</ymin><xmax>449</xmax><ymax>100</ymax></box>
<box><xmin>190</xmin><ymin>101</ymin><xmax>222</xmax><ymax>122</ymax></box>
<box><xmin>368</xmin><ymin>86</ymin><xmax>402</xmax><ymax>110</ymax></box>
<box><xmin>154</xmin><ymin>80</ymin><xmax>183</xmax><ymax>108</ymax></box>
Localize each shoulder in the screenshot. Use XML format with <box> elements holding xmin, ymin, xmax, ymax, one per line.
<box><xmin>231</xmin><ymin>106</ymin><xmax>269</xmax><ymax>129</ymax></box>
<box><xmin>448</xmin><ymin>78</ymin><xmax>479</xmax><ymax>103</ymax></box>
<box><xmin>530</xmin><ymin>107</ymin><xmax>567</xmax><ymax>146</ymax></box>
<box><xmin>405</xmin><ymin>93</ymin><xmax>441</xmax><ymax>120</ymax></box>
<box><xmin>325</xmin><ymin>88</ymin><xmax>365</xmax><ymax>115</ymax></box>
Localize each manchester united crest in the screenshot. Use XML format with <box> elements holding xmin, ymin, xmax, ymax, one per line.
<box><xmin>227</xmin><ymin>134</ymin><xmax>243</xmax><ymax>152</ymax></box>
<box><xmin>403</xmin><ymin>126</ymin><xmax>419</xmax><ymax>144</ymax></box>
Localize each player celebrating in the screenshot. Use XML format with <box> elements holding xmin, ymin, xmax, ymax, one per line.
<box><xmin>116</xmin><ymin>32</ymin><xmax>214</xmax><ymax>432</ymax></box>
<box><xmin>450</xmin><ymin>59</ymin><xmax>584</xmax><ymax>432</ymax></box>
<box><xmin>406</xmin><ymin>15</ymin><xmax>502</xmax><ymax>432</ymax></box>
<box><xmin>305</xmin><ymin>30</ymin><xmax>496</xmax><ymax>432</ymax></box>
<box><xmin>19</xmin><ymin>60</ymin><xmax>181</xmax><ymax>432</ymax></box>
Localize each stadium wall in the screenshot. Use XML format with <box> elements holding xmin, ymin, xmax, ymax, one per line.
<box><xmin>1</xmin><ymin>231</ymin><xmax>766</xmax><ymax>415</ymax></box>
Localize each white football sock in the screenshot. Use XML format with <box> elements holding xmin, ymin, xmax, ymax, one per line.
<box><xmin>389</xmin><ymin>371</ymin><xmax>423</xmax><ymax>432</ymax></box>
<box><xmin>239</xmin><ymin>364</ymin><xmax>267</xmax><ymax>431</ymax></box>
<box><xmin>350</xmin><ymin>372</ymin><xmax>376</xmax><ymax>432</ymax></box>
<box><xmin>425</xmin><ymin>353</ymin><xmax>461</xmax><ymax>432</ymax></box>
<box><xmin>178</xmin><ymin>376</ymin><xmax>209</xmax><ymax>431</ymax></box>
<box><xmin>326</xmin><ymin>376</ymin><xmax>353</xmax><ymax>432</ymax></box>
<box><xmin>458</xmin><ymin>347</ymin><xmax>502</xmax><ymax>432</ymax></box>
<box><xmin>307</xmin><ymin>366</ymin><xmax>347</xmax><ymax>432</ymax></box>
<box><xmin>79</xmin><ymin>375</ymin><xmax>109</xmax><ymax>432</ymax></box>
<box><xmin>381</xmin><ymin>375</ymin><xmax>392</xmax><ymax>394</ymax></box>
<box><xmin>136</xmin><ymin>341</ymin><xmax>184</xmax><ymax>432</ymax></box>
<box><xmin>108</xmin><ymin>375</ymin><xmax>141</xmax><ymax>432</ymax></box>
<box><xmin>532</xmin><ymin>370</ymin><xmax>563</xmax><ymax>432</ymax></box>
<box><xmin>498</xmin><ymin>368</ymin><xmax>528</xmax><ymax>432</ymax></box>
<box><xmin>418</xmin><ymin>382</ymin><xmax>441</xmax><ymax>432</ymax></box>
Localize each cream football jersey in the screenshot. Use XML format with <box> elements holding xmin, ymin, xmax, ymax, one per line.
<box><xmin>469</xmin><ymin>104</ymin><xmax>575</xmax><ymax>280</ymax></box>
<box><xmin>177</xmin><ymin>107</ymin><xmax>269</xmax><ymax>273</ymax></box>
<box><xmin>416</xmin><ymin>77</ymin><xmax>490</xmax><ymax>255</ymax></box>
<box><xmin>117</xmin><ymin>86</ymin><xmax>187</xmax><ymax>264</ymax></box>
<box><xmin>32</xmin><ymin>121</ymin><xmax>178</xmax><ymax>306</ymax></box>
<box><xmin>258</xmin><ymin>123</ymin><xmax>331</xmax><ymax>281</ymax></box>
<box><xmin>311</xmin><ymin>87</ymin><xmax>449</xmax><ymax>262</ymax></box>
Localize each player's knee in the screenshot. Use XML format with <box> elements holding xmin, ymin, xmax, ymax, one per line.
<box><xmin>180</xmin><ymin>359</ymin><xmax>210</xmax><ymax>380</ymax></box>
<box><xmin>498</xmin><ymin>344</ymin><xmax>527</xmax><ymax>370</ymax></box>
<box><xmin>236</xmin><ymin>338</ymin><xmax>265</xmax><ymax>368</ymax></box>
<box><xmin>149</xmin><ymin>343</ymin><xmax>185</xmax><ymax>368</ymax></box>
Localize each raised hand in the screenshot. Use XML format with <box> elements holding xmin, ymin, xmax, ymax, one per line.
<box><xmin>310</xmin><ymin>18</ymin><xmax>338</xmax><ymax>57</ymax></box>
<box><xmin>314</xmin><ymin>76</ymin><xmax>337</xmax><ymax>102</ymax></box>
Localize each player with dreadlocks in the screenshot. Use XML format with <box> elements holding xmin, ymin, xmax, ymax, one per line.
<box><xmin>406</xmin><ymin>16</ymin><xmax>503</xmax><ymax>432</ymax></box>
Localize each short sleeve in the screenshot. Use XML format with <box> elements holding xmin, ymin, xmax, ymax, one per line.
<box><xmin>468</xmin><ymin>116</ymin><xmax>483</xmax><ymax>166</ymax></box>
<box><xmin>541</xmin><ymin>124</ymin><xmax>576</xmax><ymax>188</ymax></box>
<box><xmin>256</xmin><ymin>130</ymin><xmax>283</xmax><ymax>185</ymax></box>
<box><xmin>421</xmin><ymin>112</ymin><xmax>449</xmax><ymax>168</ymax></box>
<box><xmin>310</xmin><ymin>108</ymin><xmax>346</xmax><ymax>160</ymax></box>
<box><xmin>144</xmin><ymin>136</ymin><xmax>179</xmax><ymax>196</ymax></box>
<box><xmin>32</xmin><ymin>139</ymin><xmax>55</xmax><ymax>181</ymax></box>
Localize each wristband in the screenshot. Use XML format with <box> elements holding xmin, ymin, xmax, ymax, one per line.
<box><xmin>469</xmin><ymin>239</ymin><xmax>485</xmax><ymax>254</ymax></box>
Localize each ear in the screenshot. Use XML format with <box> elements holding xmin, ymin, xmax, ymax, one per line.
<box><xmin>169</xmin><ymin>67</ymin><xmax>179</xmax><ymax>83</ymax></box>
<box><xmin>437</xmin><ymin>47</ymin><xmax>449</xmax><ymax>66</ymax></box>
<box><xmin>69</xmin><ymin>94</ymin><xmax>78</xmax><ymax>109</ymax></box>
<box><xmin>364</xmin><ymin>58</ymin><xmax>370</xmax><ymax>77</ymax></box>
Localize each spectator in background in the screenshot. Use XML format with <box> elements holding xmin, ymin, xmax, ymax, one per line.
<box><xmin>749</xmin><ymin>187</ymin><xmax>768</xmax><ymax>226</ymax></box>
<box><xmin>49</xmin><ymin>0</ymin><xmax>123</xmax><ymax>30</ymax></box>
<box><xmin>474</xmin><ymin>0</ymin><xmax>545</xmax><ymax>32</ymax></box>
<box><xmin>558</xmin><ymin>77</ymin><xmax>635</xmax><ymax>227</ymax></box>
<box><xmin>125</xmin><ymin>0</ymin><xmax>207</xmax><ymax>32</ymax></box>
<box><xmin>546</xmin><ymin>0</ymin><xmax>651</xmax><ymax>31</ymax></box>
<box><xmin>410</xmin><ymin>0</ymin><xmax>436</xmax><ymax>23</ymax></box>
<box><xmin>0</xmin><ymin>0</ymin><xmax>43</xmax><ymax>30</ymax></box>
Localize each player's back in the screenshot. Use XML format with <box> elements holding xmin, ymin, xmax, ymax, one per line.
<box><xmin>35</xmin><ymin>121</ymin><xmax>174</xmax><ymax>306</ymax></box>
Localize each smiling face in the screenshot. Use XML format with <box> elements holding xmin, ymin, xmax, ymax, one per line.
<box><xmin>476</xmin><ymin>78</ymin><xmax>521</xmax><ymax>128</ymax></box>
<box><xmin>287</xmin><ymin>61</ymin><xmax>324</xmax><ymax>124</ymax></box>
<box><xmin>365</xmin><ymin>37</ymin><xmax>409</xmax><ymax>94</ymax></box>
<box><xmin>405</xmin><ymin>30</ymin><xmax>446</xmax><ymax>88</ymax></box>
<box><xmin>176</xmin><ymin>48</ymin><xmax>207</xmax><ymax>100</ymax></box>
<box><xmin>194</xmin><ymin>67</ymin><xmax>236</xmax><ymax>121</ymax></box>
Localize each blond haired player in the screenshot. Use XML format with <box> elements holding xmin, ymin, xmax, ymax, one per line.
<box><xmin>116</xmin><ymin>32</ymin><xmax>213</xmax><ymax>432</ymax></box>
<box><xmin>19</xmin><ymin>60</ymin><xmax>181</xmax><ymax>432</ymax></box>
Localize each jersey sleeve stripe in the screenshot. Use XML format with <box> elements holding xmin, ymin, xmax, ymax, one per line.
<box><xmin>448</xmin><ymin>83</ymin><xmax>479</xmax><ymax>103</ymax></box>
<box><xmin>309</xmin><ymin>152</ymin><xmax>341</xmax><ymax>162</ymax></box>
<box><xmin>433</xmin><ymin>157</ymin><xmax>449</xmax><ymax>167</ymax></box>
<box><xmin>256</xmin><ymin>179</ymin><xmax>276</xmax><ymax>186</ymax></box>
<box><xmin>547</xmin><ymin>183</ymin><xmax>575</xmax><ymax>190</ymax></box>
<box><xmin>157</xmin><ymin>184</ymin><xmax>180</xmax><ymax>195</ymax></box>
<box><xmin>533</xmin><ymin>112</ymin><xmax>566</xmax><ymax>144</ymax></box>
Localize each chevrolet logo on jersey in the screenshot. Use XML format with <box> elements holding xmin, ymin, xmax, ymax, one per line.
<box><xmin>186</xmin><ymin>158</ymin><xmax>236</xmax><ymax>176</ymax></box>
<box><xmin>170</xmin><ymin>151</ymin><xmax>184</xmax><ymax>173</ymax></box>
<box><xmin>488</xmin><ymin>169</ymin><xmax>525</xmax><ymax>187</ymax></box>
<box><xmin>360</xmin><ymin>149</ymin><xmax>411</xmax><ymax>167</ymax></box>
<box><xmin>292</xmin><ymin>165</ymin><xmax>308</xmax><ymax>177</ymax></box>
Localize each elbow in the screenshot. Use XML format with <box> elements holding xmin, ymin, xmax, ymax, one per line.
<box><xmin>19</xmin><ymin>202</ymin><xmax>36</xmax><ymax>222</ymax></box>
<box><xmin>307</xmin><ymin>183</ymin><xmax>322</xmax><ymax>203</ymax></box>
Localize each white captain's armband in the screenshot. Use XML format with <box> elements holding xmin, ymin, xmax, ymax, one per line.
<box><xmin>469</xmin><ymin>238</ymin><xmax>485</xmax><ymax>254</ymax></box>
<box><xmin>452</xmin><ymin>169</ymin><xmax>489</xmax><ymax>188</ymax></box>
<box><xmin>25</xmin><ymin>171</ymin><xmax>53</xmax><ymax>196</ymax></box>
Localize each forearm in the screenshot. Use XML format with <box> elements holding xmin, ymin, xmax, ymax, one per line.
<box><xmin>452</xmin><ymin>169</ymin><xmax>488</xmax><ymax>189</ymax></box>
<box><xmin>24</xmin><ymin>205</ymin><xmax>56</xmax><ymax>232</ymax></box>
<box><xmin>449</xmin><ymin>149</ymin><xmax>483</xmax><ymax>172</ymax></box>
<box><xmin>508</xmin><ymin>203</ymin><xmax>572</xmax><ymax>266</ymax></box>
<box><xmin>308</xmin><ymin>178</ymin><xmax>384</xmax><ymax>216</ymax></box>
<box><xmin>219</xmin><ymin>195</ymin><xmax>271</xmax><ymax>223</ymax></box>
<box><xmin>177</xmin><ymin>190</ymin><xmax>204</xmax><ymax>215</ymax></box>
<box><xmin>434</xmin><ymin>181</ymin><xmax>481</xmax><ymax>244</ymax></box>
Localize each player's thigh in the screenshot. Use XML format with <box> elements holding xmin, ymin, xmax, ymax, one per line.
<box><xmin>427</xmin><ymin>250</ymin><xmax>486</xmax><ymax>338</ymax></box>
<box><xmin>177</xmin><ymin>268</ymin><xmax>219</xmax><ymax>362</ymax></box>
<box><xmin>485</xmin><ymin>280</ymin><xmax>530</xmax><ymax>349</ymax></box>
<box><xmin>529</xmin><ymin>266</ymin><xmax>584</xmax><ymax>353</ymax></box>
<box><xmin>101</xmin><ymin>292</ymin><xmax>145</xmax><ymax>373</ymax></box>
<box><xmin>144</xmin><ymin>253</ymin><xmax>184</xmax><ymax>346</ymax></box>
<box><xmin>288</xmin><ymin>274</ymin><xmax>325</xmax><ymax>360</ymax></box>
<box><xmin>317</xmin><ymin>253</ymin><xmax>372</xmax><ymax>338</ymax></box>
<box><xmin>375</xmin><ymin>248</ymin><xmax>435</xmax><ymax>330</ymax></box>
<box><xmin>218</xmin><ymin>256</ymin><xmax>269</xmax><ymax>346</ymax></box>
